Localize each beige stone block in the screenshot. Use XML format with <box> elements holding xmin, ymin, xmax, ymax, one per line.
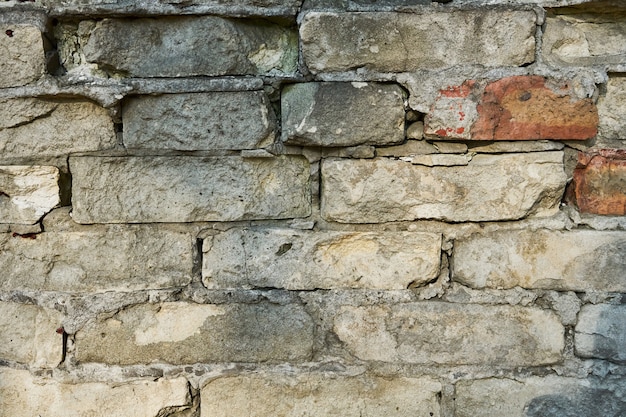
<box><xmin>202</xmin><ymin>228</ymin><xmax>441</xmax><ymax>290</ymax></box>
<box><xmin>0</xmin><ymin>166</ymin><xmax>59</xmax><ymax>224</ymax></box>
<box><xmin>598</xmin><ymin>76</ymin><xmax>626</xmax><ymax>140</ymax></box>
<box><xmin>0</xmin><ymin>23</ymin><xmax>45</xmax><ymax>87</ymax></box>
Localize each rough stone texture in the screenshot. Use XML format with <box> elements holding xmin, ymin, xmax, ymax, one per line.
<box><xmin>75</xmin><ymin>302</ymin><xmax>314</xmax><ymax>365</ymax></box>
<box><xmin>300</xmin><ymin>11</ymin><xmax>536</xmax><ymax>73</ymax></box>
<box><xmin>201</xmin><ymin>374</ymin><xmax>442</xmax><ymax>417</ymax></box>
<box><xmin>0</xmin><ymin>98</ymin><xmax>116</xmax><ymax>160</ymax></box>
<box><xmin>598</xmin><ymin>76</ymin><xmax>626</xmax><ymax>140</ymax></box>
<box><xmin>281</xmin><ymin>82</ymin><xmax>405</xmax><ymax>147</ymax></box>
<box><xmin>424</xmin><ymin>76</ymin><xmax>598</xmax><ymax>140</ymax></box>
<box><xmin>70</xmin><ymin>156</ymin><xmax>310</xmax><ymax>223</ymax></box>
<box><xmin>321</xmin><ymin>152</ymin><xmax>566</xmax><ymax>223</ymax></box>
<box><xmin>453</xmin><ymin>229</ymin><xmax>626</xmax><ymax>292</ymax></box>
<box><xmin>455</xmin><ymin>376</ymin><xmax>626</xmax><ymax>417</ymax></box>
<box><xmin>571</xmin><ymin>149</ymin><xmax>626</xmax><ymax>215</ymax></box>
<box><xmin>0</xmin><ymin>227</ymin><xmax>194</xmax><ymax>292</ymax></box>
<box><xmin>123</xmin><ymin>91</ymin><xmax>275</xmax><ymax>151</ymax></box>
<box><xmin>202</xmin><ymin>228</ymin><xmax>441</xmax><ymax>290</ymax></box>
<box><xmin>0</xmin><ymin>23</ymin><xmax>45</xmax><ymax>88</ymax></box>
<box><xmin>576</xmin><ymin>304</ymin><xmax>626</xmax><ymax>363</ymax></box>
<box><xmin>543</xmin><ymin>14</ymin><xmax>626</xmax><ymax>68</ymax></box>
<box><xmin>0</xmin><ymin>368</ymin><xmax>190</xmax><ymax>417</ymax></box>
<box><xmin>83</xmin><ymin>17</ymin><xmax>298</xmax><ymax>77</ymax></box>
<box><xmin>0</xmin><ymin>301</ymin><xmax>63</xmax><ymax>368</ymax></box>
<box><xmin>0</xmin><ymin>166</ymin><xmax>59</xmax><ymax>224</ymax></box>
<box><xmin>468</xmin><ymin>140</ymin><xmax>564</xmax><ymax>153</ymax></box>
<box><xmin>333</xmin><ymin>302</ymin><xmax>564</xmax><ymax>365</ymax></box>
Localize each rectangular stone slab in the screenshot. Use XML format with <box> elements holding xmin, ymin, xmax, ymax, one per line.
<box><xmin>453</xmin><ymin>229</ymin><xmax>626</xmax><ymax>292</ymax></box>
<box><xmin>333</xmin><ymin>302</ymin><xmax>564</xmax><ymax>366</ymax></box>
<box><xmin>0</xmin><ymin>227</ymin><xmax>195</xmax><ymax>292</ymax></box>
<box><xmin>202</xmin><ymin>228</ymin><xmax>441</xmax><ymax>290</ymax></box>
<box><xmin>201</xmin><ymin>374</ymin><xmax>442</xmax><ymax>417</ymax></box>
<box><xmin>70</xmin><ymin>156</ymin><xmax>311</xmax><ymax>223</ymax></box>
<box><xmin>0</xmin><ymin>22</ymin><xmax>45</xmax><ymax>88</ymax></box>
<box><xmin>75</xmin><ymin>302</ymin><xmax>314</xmax><ymax>365</ymax></box>
<box><xmin>321</xmin><ymin>152</ymin><xmax>566</xmax><ymax>223</ymax></box>
<box><xmin>123</xmin><ymin>91</ymin><xmax>275</xmax><ymax>151</ymax></box>
<box><xmin>575</xmin><ymin>304</ymin><xmax>626</xmax><ymax>363</ymax></box>
<box><xmin>0</xmin><ymin>166</ymin><xmax>59</xmax><ymax>224</ymax></box>
<box><xmin>300</xmin><ymin>10</ymin><xmax>536</xmax><ymax>73</ymax></box>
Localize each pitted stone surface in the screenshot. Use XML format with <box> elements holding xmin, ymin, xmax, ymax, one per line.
<box><xmin>333</xmin><ymin>302</ymin><xmax>564</xmax><ymax>366</ymax></box>
<box><xmin>301</xmin><ymin>11</ymin><xmax>536</xmax><ymax>73</ymax></box>
<box><xmin>281</xmin><ymin>82</ymin><xmax>405</xmax><ymax>147</ymax></box>
<box><xmin>0</xmin><ymin>166</ymin><xmax>59</xmax><ymax>224</ymax></box>
<box><xmin>576</xmin><ymin>304</ymin><xmax>626</xmax><ymax>363</ymax></box>
<box><xmin>75</xmin><ymin>302</ymin><xmax>314</xmax><ymax>364</ymax></box>
<box><xmin>201</xmin><ymin>374</ymin><xmax>442</xmax><ymax>417</ymax></box>
<box><xmin>0</xmin><ymin>301</ymin><xmax>63</xmax><ymax>368</ymax></box>
<box><xmin>202</xmin><ymin>228</ymin><xmax>442</xmax><ymax>290</ymax></box>
<box><xmin>453</xmin><ymin>229</ymin><xmax>626</xmax><ymax>292</ymax></box>
<box><xmin>0</xmin><ymin>98</ymin><xmax>116</xmax><ymax>161</ymax></box>
<box><xmin>321</xmin><ymin>152</ymin><xmax>566</xmax><ymax>223</ymax></box>
<box><xmin>0</xmin><ymin>369</ymin><xmax>190</xmax><ymax>417</ymax></box>
<box><xmin>598</xmin><ymin>76</ymin><xmax>626</xmax><ymax>140</ymax></box>
<box><xmin>0</xmin><ymin>227</ymin><xmax>195</xmax><ymax>292</ymax></box>
<box><xmin>0</xmin><ymin>23</ymin><xmax>45</xmax><ymax>88</ymax></box>
<box><xmin>123</xmin><ymin>91</ymin><xmax>275</xmax><ymax>151</ymax></box>
<box><xmin>70</xmin><ymin>156</ymin><xmax>311</xmax><ymax>223</ymax></box>
<box><xmin>83</xmin><ymin>17</ymin><xmax>298</xmax><ymax>77</ymax></box>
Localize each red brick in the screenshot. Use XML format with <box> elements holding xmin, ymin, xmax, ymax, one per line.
<box><xmin>571</xmin><ymin>149</ymin><xmax>626</xmax><ymax>215</ymax></box>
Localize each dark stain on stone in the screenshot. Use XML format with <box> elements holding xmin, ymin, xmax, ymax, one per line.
<box><xmin>275</xmin><ymin>242</ymin><xmax>292</xmax><ymax>256</ymax></box>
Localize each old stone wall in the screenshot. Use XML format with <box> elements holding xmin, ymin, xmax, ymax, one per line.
<box><xmin>0</xmin><ymin>0</ymin><xmax>625</xmax><ymax>416</ymax></box>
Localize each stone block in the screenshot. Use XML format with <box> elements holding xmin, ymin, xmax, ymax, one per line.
<box><xmin>456</xmin><ymin>376</ymin><xmax>626</xmax><ymax>417</ymax></box>
<box><xmin>75</xmin><ymin>302</ymin><xmax>314</xmax><ymax>365</ymax></box>
<box><xmin>543</xmin><ymin>14</ymin><xmax>626</xmax><ymax>68</ymax></box>
<box><xmin>0</xmin><ymin>301</ymin><xmax>63</xmax><ymax>368</ymax></box>
<box><xmin>453</xmin><ymin>229</ymin><xmax>626</xmax><ymax>292</ymax></box>
<box><xmin>300</xmin><ymin>11</ymin><xmax>535</xmax><ymax>73</ymax></box>
<box><xmin>0</xmin><ymin>227</ymin><xmax>195</xmax><ymax>292</ymax></box>
<box><xmin>576</xmin><ymin>304</ymin><xmax>626</xmax><ymax>363</ymax></box>
<box><xmin>123</xmin><ymin>91</ymin><xmax>275</xmax><ymax>151</ymax></box>
<box><xmin>70</xmin><ymin>156</ymin><xmax>310</xmax><ymax>223</ymax></box>
<box><xmin>333</xmin><ymin>302</ymin><xmax>563</xmax><ymax>365</ymax></box>
<box><xmin>201</xmin><ymin>374</ymin><xmax>442</xmax><ymax>417</ymax></box>
<box><xmin>321</xmin><ymin>152</ymin><xmax>566</xmax><ymax>223</ymax></box>
<box><xmin>0</xmin><ymin>23</ymin><xmax>45</xmax><ymax>87</ymax></box>
<box><xmin>0</xmin><ymin>368</ymin><xmax>190</xmax><ymax>417</ymax></box>
<box><xmin>424</xmin><ymin>76</ymin><xmax>598</xmax><ymax>140</ymax></box>
<box><xmin>0</xmin><ymin>166</ymin><xmax>59</xmax><ymax>224</ymax></box>
<box><xmin>281</xmin><ymin>82</ymin><xmax>405</xmax><ymax>147</ymax></box>
<box><xmin>83</xmin><ymin>17</ymin><xmax>297</xmax><ymax>77</ymax></box>
<box><xmin>598</xmin><ymin>76</ymin><xmax>626</xmax><ymax>140</ymax></box>
<box><xmin>202</xmin><ymin>228</ymin><xmax>441</xmax><ymax>290</ymax></box>
<box><xmin>0</xmin><ymin>98</ymin><xmax>116</xmax><ymax>161</ymax></box>
<box><xmin>571</xmin><ymin>149</ymin><xmax>626</xmax><ymax>215</ymax></box>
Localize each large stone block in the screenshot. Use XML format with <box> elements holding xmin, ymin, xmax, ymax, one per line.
<box><xmin>0</xmin><ymin>227</ymin><xmax>194</xmax><ymax>292</ymax></box>
<box><xmin>123</xmin><ymin>91</ymin><xmax>275</xmax><ymax>151</ymax></box>
<box><xmin>453</xmin><ymin>229</ymin><xmax>626</xmax><ymax>292</ymax></box>
<box><xmin>0</xmin><ymin>23</ymin><xmax>45</xmax><ymax>87</ymax></box>
<box><xmin>455</xmin><ymin>376</ymin><xmax>626</xmax><ymax>417</ymax></box>
<box><xmin>202</xmin><ymin>228</ymin><xmax>441</xmax><ymax>290</ymax></box>
<box><xmin>300</xmin><ymin>11</ymin><xmax>535</xmax><ymax>73</ymax></box>
<box><xmin>70</xmin><ymin>156</ymin><xmax>310</xmax><ymax>223</ymax></box>
<box><xmin>281</xmin><ymin>82</ymin><xmax>405</xmax><ymax>147</ymax></box>
<box><xmin>576</xmin><ymin>304</ymin><xmax>626</xmax><ymax>363</ymax></box>
<box><xmin>598</xmin><ymin>76</ymin><xmax>626</xmax><ymax>140</ymax></box>
<box><xmin>321</xmin><ymin>152</ymin><xmax>566</xmax><ymax>223</ymax></box>
<box><xmin>0</xmin><ymin>368</ymin><xmax>190</xmax><ymax>417</ymax></box>
<box><xmin>0</xmin><ymin>301</ymin><xmax>62</xmax><ymax>368</ymax></box>
<box><xmin>333</xmin><ymin>302</ymin><xmax>563</xmax><ymax>366</ymax></box>
<box><xmin>543</xmin><ymin>14</ymin><xmax>626</xmax><ymax>68</ymax></box>
<box><xmin>570</xmin><ymin>149</ymin><xmax>626</xmax><ymax>215</ymax></box>
<box><xmin>424</xmin><ymin>76</ymin><xmax>598</xmax><ymax>140</ymax></box>
<box><xmin>75</xmin><ymin>302</ymin><xmax>314</xmax><ymax>365</ymax></box>
<box><xmin>0</xmin><ymin>98</ymin><xmax>116</xmax><ymax>160</ymax></box>
<box><xmin>0</xmin><ymin>166</ymin><xmax>59</xmax><ymax>224</ymax></box>
<box><xmin>201</xmin><ymin>374</ymin><xmax>442</xmax><ymax>417</ymax></box>
<box><xmin>83</xmin><ymin>17</ymin><xmax>297</xmax><ymax>77</ymax></box>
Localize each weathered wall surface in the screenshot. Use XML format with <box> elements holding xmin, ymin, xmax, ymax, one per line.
<box><xmin>0</xmin><ymin>0</ymin><xmax>625</xmax><ymax>416</ymax></box>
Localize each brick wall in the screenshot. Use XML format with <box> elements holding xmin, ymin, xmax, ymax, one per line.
<box><xmin>0</xmin><ymin>0</ymin><xmax>625</xmax><ymax>416</ymax></box>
